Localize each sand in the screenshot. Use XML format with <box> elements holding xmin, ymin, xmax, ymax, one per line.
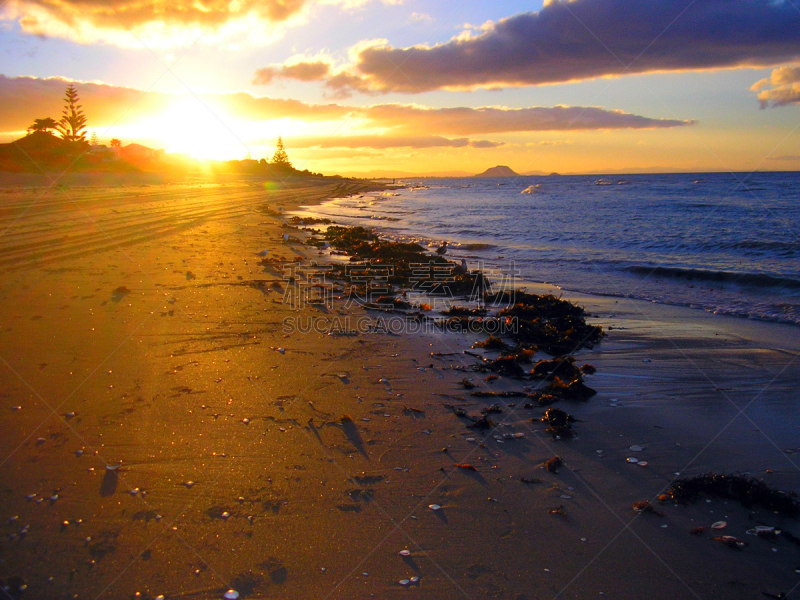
<box><xmin>0</xmin><ymin>175</ymin><xmax>799</xmax><ymax>600</ymax></box>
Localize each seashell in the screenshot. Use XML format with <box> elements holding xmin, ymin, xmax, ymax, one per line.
<box><xmin>465</xmin><ymin>438</ymin><xmax>476</xmax><ymax>442</ymax></box>
<box><xmin>711</xmin><ymin>521</ymin><xmax>727</xmax><ymax>529</ymax></box>
<box><xmin>12</xmin><ymin>406</ymin><xmax>21</xmax><ymax>410</ymax></box>
<box><xmin>399</xmin><ymin>579</ymin><xmax>410</xmax><ymax>586</ymax></box>
<box><xmin>183</xmin><ymin>481</ymin><xmax>196</xmax><ymax>488</ymax></box>
<box><xmin>629</xmin><ymin>445</ymin><xmax>643</xmax><ymax>452</ymax></box>
<box><xmin>755</xmin><ymin>525</ymin><xmax>775</xmax><ymax>532</ymax></box>
<box><xmin>410</xmin><ymin>576</ymin><xmax>419</xmax><ymax>583</ymax></box>
<box><xmin>242</xmin><ymin>418</ymin><xmax>250</xmax><ymax>425</ymax></box>
<box><xmin>379</xmin><ymin>378</ymin><xmax>389</xmax><ymax>384</ymax></box>
<box><xmin>224</xmin><ymin>591</ymin><xmax>240</xmax><ymax>600</ymax></box>
<box><xmin>277</xmin><ymin>348</ymin><xmax>285</xmax><ymax>354</ymax></box>
<box><xmin>9</xmin><ymin>516</ymin><xmax>18</xmax><ymax>523</ymax></box>
<box><xmin>637</xmin><ymin>461</ymin><xmax>648</xmax><ymax>467</ymax></box>
<box><xmin>105</xmin><ymin>463</ymin><xmax>121</xmax><ymax>471</ymax></box>
<box><xmin>221</xmin><ymin>512</ymin><xmax>230</xmax><ymax>519</ymax></box>
<box><xmin>428</xmin><ymin>504</ymin><xmax>442</xmax><ymax>511</ymax></box>
<box><xmin>75</xmin><ymin>449</ymin><xmax>84</xmax><ymax>457</ymax></box>
<box><xmin>626</xmin><ymin>457</ymin><xmax>639</xmax><ymax>463</ymax></box>
<box><xmin>25</xmin><ymin>494</ymin><xmax>36</xmax><ymax>500</ymax></box>
<box><xmin>49</xmin><ymin>494</ymin><xmax>59</xmax><ymax>501</ymax></box>
<box><xmin>399</xmin><ymin>550</ymin><xmax>411</xmax><ymax>557</ymax></box>
<box><xmin>65</xmin><ymin>412</ymin><xmax>76</xmax><ymax>419</ymax></box>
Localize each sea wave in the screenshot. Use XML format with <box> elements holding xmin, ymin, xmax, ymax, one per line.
<box><xmin>623</xmin><ymin>265</ymin><xmax>800</xmax><ymax>289</ymax></box>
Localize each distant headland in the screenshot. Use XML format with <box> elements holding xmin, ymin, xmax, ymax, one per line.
<box><xmin>475</xmin><ymin>165</ymin><xmax>519</xmax><ymax>177</ymax></box>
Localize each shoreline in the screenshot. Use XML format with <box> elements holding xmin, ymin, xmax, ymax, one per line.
<box><xmin>1</xmin><ymin>177</ymin><xmax>798</xmax><ymax>599</ymax></box>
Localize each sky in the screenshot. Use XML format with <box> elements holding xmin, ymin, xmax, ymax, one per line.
<box><xmin>2</xmin><ymin>0</ymin><xmax>800</xmax><ymax>176</ymax></box>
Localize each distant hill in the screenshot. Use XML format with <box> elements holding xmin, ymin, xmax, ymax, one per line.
<box><xmin>476</xmin><ymin>165</ymin><xmax>519</xmax><ymax>177</ymax></box>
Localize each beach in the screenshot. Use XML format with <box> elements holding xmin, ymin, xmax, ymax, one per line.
<box><xmin>1</xmin><ymin>175</ymin><xmax>799</xmax><ymax>600</ymax></box>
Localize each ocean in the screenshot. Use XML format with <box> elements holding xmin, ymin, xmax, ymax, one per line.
<box><xmin>294</xmin><ymin>171</ymin><xmax>800</xmax><ymax>326</ymax></box>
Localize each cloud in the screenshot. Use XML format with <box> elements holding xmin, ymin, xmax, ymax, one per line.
<box><xmin>752</xmin><ymin>64</ymin><xmax>800</xmax><ymax>107</ymax></box>
<box><xmin>326</xmin><ymin>0</ymin><xmax>800</xmax><ymax>94</ymax></box>
<box><xmin>0</xmin><ymin>74</ymin><xmax>693</xmax><ymax>142</ymax></box>
<box><xmin>291</xmin><ymin>136</ymin><xmax>502</xmax><ymax>149</ymax></box>
<box><xmin>0</xmin><ymin>74</ymin><xmax>351</xmax><ymax>131</ymax></box>
<box><xmin>253</xmin><ymin>61</ymin><xmax>332</xmax><ymax>85</ymax></box>
<box><xmin>0</xmin><ymin>0</ymin><xmax>377</xmax><ymax>47</ymax></box>
<box><xmin>359</xmin><ymin>104</ymin><xmax>694</xmax><ymax>134</ymax></box>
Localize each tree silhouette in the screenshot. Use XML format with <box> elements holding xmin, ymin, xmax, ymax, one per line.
<box><xmin>56</xmin><ymin>84</ymin><xmax>88</xmax><ymax>143</ymax></box>
<box><xmin>110</xmin><ymin>138</ymin><xmax>122</xmax><ymax>147</ymax></box>
<box><xmin>28</xmin><ymin>118</ymin><xmax>58</xmax><ymax>135</ymax></box>
<box><xmin>271</xmin><ymin>136</ymin><xmax>292</xmax><ymax>170</ymax></box>
<box><xmin>90</xmin><ymin>132</ymin><xmax>99</xmax><ymax>146</ymax></box>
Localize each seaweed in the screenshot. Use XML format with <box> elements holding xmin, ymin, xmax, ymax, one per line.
<box><xmin>468</xmin><ymin>416</ymin><xmax>493</xmax><ymax>430</ymax></box>
<box><xmin>472</xmin><ymin>335</ymin><xmax>509</xmax><ymax>350</ymax></box>
<box><xmin>665</xmin><ymin>473</ymin><xmax>800</xmax><ymax>517</ymax></box>
<box><xmin>632</xmin><ymin>500</ymin><xmax>663</xmax><ymax>516</ymax></box>
<box><xmin>495</xmin><ymin>293</ymin><xmax>603</xmax><ymax>356</ymax></box>
<box><xmin>539</xmin><ymin>408</ymin><xmax>577</xmax><ymax>437</ymax></box>
<box><xmin>530</xmin><ymin>356</ymin><xmax>582</xmax><ymax>381</ymax></box>
<box><xmin>544</xmin><ymin>455</ymin><xmax>563</xmax><ymax>473</ymax></box>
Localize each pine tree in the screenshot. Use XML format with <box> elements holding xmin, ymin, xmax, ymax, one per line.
<box><xmin>90</xmin><ymin>132</ymin><xmax>99</xmax><ymax>146</ymax></box>
<box><xmin>56</xmin><ymin>85</ymin><xmax>88</xmax><ymax>143</ymax></box>
<box><xmin>271</xmin><ymin>136</ymin><xmax>292</xmax><ymax>170</ymax></box>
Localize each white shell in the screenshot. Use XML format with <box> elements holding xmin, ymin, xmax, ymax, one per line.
<box><xmin>410</xmin><ymin>576</ymin><xmax>419</xmax><ymax>583</ymax></box>
<box><xmin>399</xmin><ymin>550</ymin><xmax>411</xmax><ymax>556</ymax></box>
<box><xmin>711</xmin><ymin>521</ymin><xmax>727</xmax><ymax>529</ymax></box>
<box><xmin>399</xmin><ymin>579</ymin><xmax>410</xmax><ymax>586</ymax></box>
<box><xmin>637</xmin><ymin>461</ymin><xmax>648</xmax><ymax>467</ymax></box>
<box><xmin>105</xmin><ymin>464</ymin><xmax>120</xmax><ymax>471</ymax></box>
<box><xmin>224</xmin><ymin>591</ymin><xmax>240</xmax><ymax>600</ymax></box>
<box><xmin>428</xmin><ymin>504</ymin><xmax>442</xmax><ymax>511</ymax></box>
<box><xmin>629</xmin><ymin>445</ymin><xmax>643</xmax><ymax>452</ymax></box>
<box><xmin>626</xmin><ymin>457</ymin><xmax>639</xmax><ymax>463</ymax></box>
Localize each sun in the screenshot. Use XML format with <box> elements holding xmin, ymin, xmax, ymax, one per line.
<box><xmin>146</xmin><ymin>97</ymin><xmax>251</xmax><ymax>161</ymax></box>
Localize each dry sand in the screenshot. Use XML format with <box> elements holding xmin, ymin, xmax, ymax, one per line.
<box><xmin>0</xmin><ymin>175</ymin><xmax>799</xmax><ymax>600</ymax></box>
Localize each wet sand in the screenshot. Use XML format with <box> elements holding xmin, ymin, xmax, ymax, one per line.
<box><xmin>1</xmin><ymin>175</ymin><xmax>799</xmax><ymax>600</ymax></box>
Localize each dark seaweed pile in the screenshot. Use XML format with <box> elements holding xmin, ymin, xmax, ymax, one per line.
<box><xmin>324</xmin><ymin>225</ymin><xmax>485</xmax><ymax>292</ymax></box>
<box><xmin>665</xmin><ymin>473</ymin><xmax>800</xmax><ymax>517</ymax></box>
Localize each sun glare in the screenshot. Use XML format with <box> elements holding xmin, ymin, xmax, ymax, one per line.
<box><xmin>144</xmin><ymin>98</ymin><xmax>250</xmax><ymax>161</ymax></box>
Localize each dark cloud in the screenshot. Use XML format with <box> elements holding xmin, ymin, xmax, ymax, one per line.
<box><xmin>360</xmin><ymin>104</ymin><xmax>693</xmax><ymax>134</ymax></box>
<box><xmin>752</xmin><ymin>65</ymin><xmax>800</xmax><ymax>107</ymax></box>
<box><xmin>331</xmin><ymin>0</ymin><xmax>800</xmax><ymax>94</ymax></box>
<box><xmin>253</xmin><ymin>61</ymin><xmax>331</xmax><ymax>85</ymax></box>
